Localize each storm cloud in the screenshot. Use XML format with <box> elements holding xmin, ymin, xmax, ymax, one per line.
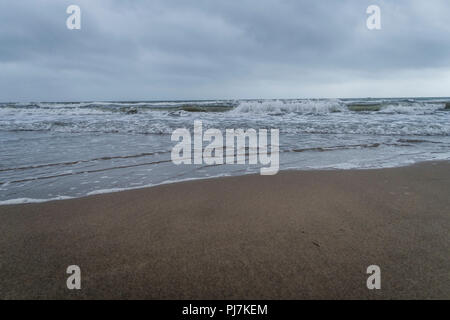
<box><xmin>1</xmin><ymin>0</ymin><xmax>449</xmax><ymax>101</ymax></box>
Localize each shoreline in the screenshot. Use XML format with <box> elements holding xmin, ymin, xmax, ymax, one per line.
<box><xmin>1</xmin><ymin>159</ymin><xmax>449</xmax><ymax>206</ymax></box>
<box><xmin>1</xmin><ymin>161</ymin><xmax>449</xmax><ymax>299</ymax></box>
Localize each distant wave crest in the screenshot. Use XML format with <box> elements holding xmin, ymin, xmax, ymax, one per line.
<box><xmin>232</xmin><ymin>99</ymin><xmax>346</xmax><ymax>114</ymax></box>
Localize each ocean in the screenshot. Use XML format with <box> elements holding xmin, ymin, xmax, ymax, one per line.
<box><xmin>1</xmin><ymin>97</ymin><xmax>449</xmax><ymax>204</ymax></box>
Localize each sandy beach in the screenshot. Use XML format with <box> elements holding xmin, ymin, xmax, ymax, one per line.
<box><xmin>0</xmin><ymin>161</ymin><xmax>449</xmax><ymax>299</ymax></box>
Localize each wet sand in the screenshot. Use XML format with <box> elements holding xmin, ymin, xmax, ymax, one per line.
<box><xmin>0</xmin><ymin>162</ymin><xmax>449</xmax><ymax>299</ymax></box>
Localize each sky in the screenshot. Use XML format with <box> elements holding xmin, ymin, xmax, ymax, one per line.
<box><xmin>1</xmin><ymin>0</ymin><xmax>450</xmax><ymax>101</ymax></box>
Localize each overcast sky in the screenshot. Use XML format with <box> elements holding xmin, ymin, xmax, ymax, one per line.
<box><xmin>1</xmin><ymin>0</ymin><xmax>449</xmax><ymax>101</ymax></box>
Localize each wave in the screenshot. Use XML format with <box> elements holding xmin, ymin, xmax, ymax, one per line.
<box><xmin>0</xmin><ymin>158</ymin><xmax>174</xmax><ymax>185</ymax></box>
<box><xmin>283</xmin><ymin>123</ymin><xmax>450</xmax><ymax>136</ymax></box>
<box><xmin>1</xmin><ymin>99</ymin><xmax>449</xmax><ymax>115</ymax></box>
<box><xmin>288</xmin><ymin>143</ymin><xmax>382</xmax><ymax>153</ymax></box>
<box><xmin>1</xmin><ymin>118</ymin><xmax>449</xmax><ymax>136</ymax></box>
<box><xmin>0</xmin><ymin>120</ymin><xmax>175</xmax><ymax>134</ymax></box>
<box><xmin>232</xmin><ymin>99</ymin><xmax>449</xmax><ymax>115</ymax></box>
<box><xmin>231</xmin><ymin>99</ymin><xmax>346</xmax><ymax>114</ymax></box>
<box><xmin>0</xmin><ymin>151</ymin><xmax>171</xmax><ymax>173</ymax></box>
<box><xmin>1</xmin><ymin>99</ymin><xmax>449</xmax><ymax>136</ymax></box>
<box><xmin>378</xmin><ymin>103</ymin><xmax>444</xmax><ymax>114</ymax></box>
<box><xmin>0</xmin><ymin>101</ymin><xmax>237</xmax><ymax>114</ymax></box>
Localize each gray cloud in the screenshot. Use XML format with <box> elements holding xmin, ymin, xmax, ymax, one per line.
<box><xmin>1</xmin><ymin>0</ymin><xmax>449</xmax><ymax>101</ymax></box>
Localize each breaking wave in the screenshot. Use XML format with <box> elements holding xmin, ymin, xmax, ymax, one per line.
<box><xmin>1</xmin><ymin>98</ymin><xmax>449</xmax><ymax>115</ymax></box>
<box><xmin>0</xmin><ymin>98</ymin><xmax>449</xmax><ymax>136</ymax></box>
<box><xmin>231</xmin><ymin>99</ymin><xmax>346</xmax><ymax>114</ymax></box>
<box><xmin>232</xmin><ymin>99</ymin><xmax>449</xmax><ymax>115</ymax></box>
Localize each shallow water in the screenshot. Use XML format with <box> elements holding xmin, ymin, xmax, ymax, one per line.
<box><xmin>1</xmin><ymin>98</ymin><xmax>449</xmax><ymax>204</ymax></box>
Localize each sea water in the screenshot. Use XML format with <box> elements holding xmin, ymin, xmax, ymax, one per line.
<box><xmin>1</xmin><ymin>98</ymin><xmax>449</xmax><ymax>204</ymax></box>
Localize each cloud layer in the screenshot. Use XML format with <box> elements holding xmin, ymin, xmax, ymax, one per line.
<box><xmin>1</xmin><ymin>0</ymin><xmax>449</xmax><ymax>101</ymax></box>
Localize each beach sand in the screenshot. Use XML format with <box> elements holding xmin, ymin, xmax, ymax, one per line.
<box><xmin>0</xmin><ymin>162</ymin><xmax>449</xmax><ymax>299</ymax></box>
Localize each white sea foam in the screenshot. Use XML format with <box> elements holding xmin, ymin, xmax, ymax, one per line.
<box><xmin>380</xmin><ymin>103</ymin><xmax>443</xmax><ymax>114</ymax></box>
<box><xmin>0</xmin><ymin>174</ymin><xmax>236</xmax><ymax>205</ymax></box>
<box><xmin>0</xmin><ymin>196</ymin><xmax>73</xmax><ymax>205</ymax></box>
<box><xmin>232</xmin><ymin>99</ymin><xmax>346</xmax><ymax>114</ymax></box>
<box><xmin>86</xmin><ymin>187</ymin><xmax>141</xmax><ymax>196</ymax></box>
